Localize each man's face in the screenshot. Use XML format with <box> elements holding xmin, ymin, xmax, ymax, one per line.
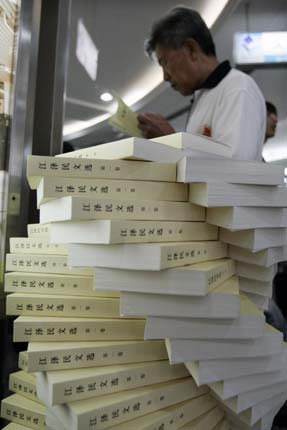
<box><xmin>155</xmin><ymin>43</ymin><xmax>202</xmax><ymax>96</ymax></box>
<box><xmin>266</xmin><ymin>112</ymin><xmax>278</xmax><ymax>139</ymax></box>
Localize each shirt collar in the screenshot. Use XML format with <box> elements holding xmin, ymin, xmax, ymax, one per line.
<box><xmin>199</xmin><ymin>60</ymin><xmax>232</xmax><ymax>90</ymax></box>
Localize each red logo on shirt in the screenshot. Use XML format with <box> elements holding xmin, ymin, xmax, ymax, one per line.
<box><xmin>203</xmin><ymin>125</ymin><xmax>212</xmax><ymax>137</ymax></box>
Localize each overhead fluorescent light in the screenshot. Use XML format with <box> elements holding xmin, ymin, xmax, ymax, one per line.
<box><xmin>100</xmin><ymin>92</ymin><xmax>114</xmax><ymax>102</ymax></box>
<box><xmin>76</xmin><ymin>19</ymin><xmax>99</xmax><ymax>81</ymax></box>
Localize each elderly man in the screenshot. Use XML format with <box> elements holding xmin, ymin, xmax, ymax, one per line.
<box><xmin>138</xmin><ymin>7</ymin><xmax>266</xmax><ymax>161</ymax></box>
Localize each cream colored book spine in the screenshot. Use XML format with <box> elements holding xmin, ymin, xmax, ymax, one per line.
<box><xmin>38</xmin><ymin>360</ymin><xmax>189</xmax><ymax>405</ymax></box>
<box><xmin>9</xmin><ymin>371</ymin><xmax>41</xmax><ymax>404</ymax></box>
<box><xmin>7</xmin><ymin>293</ymin><xmax>121</xmax><ymax>318</ymax></box>
<box><xmin>39</xmin><ymin>195</ymin><xmax>205</xmax><ymax>223</ymax></box>
<box><xmin>60</xmin><ymin>378</ymin><xmax>208</xmax><ymax>430</ymax></box>
<box><xmin>2</xmin><ymin>423</ymin><xmax>34</xmax><ymax>430</ymax></box>
<box><xmin>13</xmin><ymin>316</ymin><xmax>145</xmax><ymax>342</ymax></box>
<box><xmin>4</xmin><ymin>272</ymin><xmax>118</xmax><ymax>297</ymax></box>
<box><xmin>0</xmin><ymin>394</ymin><xmax>46</xmax><ymax>430</ymax></box>
<box><xmin>180</xmin><ymin>406</ymin><xmax>224</xmax><ymax>430</ymax></box>
<box><xmin>18</xmin><ymin>351</ymin><xmax>28</xmax><ymax>371</ymax></box>
<box><xmin>50</xmin><ymin>220</ymin><xmax>218</xmax><ymax>245</ymax></box>
<box><xmin>25</xmin><ymin>339</ymin><xmax>167</xmax><ymax>372</ymax></box>
<box><xmin>5</xmin><ymin>253</ymin><xmax>93</xmax><ymax>276</ymax></box>
<box><xmin>10</xmin><ymin>237</ymin><xmax>68</xmax><ymax>255</ymax></box>
<box><xmin>27</xmin><ymin>223</ymin><xmax>50</xmax><ymax>238</ymax></box>
<box><xmin>37</xmin><ymin>176</ymin><xmax>188</xmax><ymax>206</ymax></box>
<box><xmin>27</xmin><ymin>155</ymin><xmax>176</xmax><ymax>189</ymax></box>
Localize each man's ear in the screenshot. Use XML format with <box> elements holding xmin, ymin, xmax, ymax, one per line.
<box><xmin>183</xmin><ymin>38</ymin><xmax>201</xmax><ymax>58</ymax></box>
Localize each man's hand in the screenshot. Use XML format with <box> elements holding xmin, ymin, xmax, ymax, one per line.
<box><xmin>138</xmin><ymin>113</ymin><xmax>175</xmax><ymax>139</ymax></box>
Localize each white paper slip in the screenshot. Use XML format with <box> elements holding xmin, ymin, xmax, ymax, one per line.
<box><xmin>178</xmin><ymin>157</ymin><xmax>284</xmax><ymax>185</ymax></box>
<box><xmin>236</xmin><ymin>262</ymin><xmax>276</xmax><ymax>282</ymax></box>
<box><xmin>220</xmin><ymin>227</ymin><xmax>287</xmax><ymax>252</ymax></box>
<box><xmin>186</xmin><ymin>347</ymin><xmax>287</xmax><ymax>386</ymax></box>
<box><xmin>228</xmin><ymin>245</ymin><xmax>287</xmax><ymax>267</ymax></box>
<box><xmin>49</xmin><ymin>219</ymin><xmax>218</xmax><ymax>245</ymax></box>
<box><xmin>94</xmin><ymin>259</ymin><xmax>235</xmax><ymax>297</ymax></box>
<box><xmin>189</xmin><ymin>182</ymin><xmax>287</xmax><ymax>207</ymax></box>
<box><xmin>40</xmin><ymin>195</ymin><xmax>205</xmax><ymax>223</ymax></box>
<box><xmin>207</xmin><ymin>206</ymin><xmax>287</xmax><ymax>230</ymax></box>
<box><xmin>36</xmin><ymin>360</ymin><xmax>189</xmax><ymax>405</ymax></box>
<box><xmin>37</xmin><ymin>176</ymin><xmax>188</xmax><ymax>207</ymax></box>
<box><xmin>25</xmin><ymin>339</ymin><xmax>167</xmax><ymax>372</ymax></box>
<box><xmin>166</xmin><ymin>325</ymin><xmax>283</xmax><ymax>363</ymax></box>
<box><xmin>68</xmin><ymin>240</ymin><xmax>227</xmax><ymax>271</ymax></box>
<box><xmin>120</xmin><ymin>276</ymin><xmax>240</xmax><ymax>320</ymax></box>
<box><xmin>144</xmin><ymin>294</ymin><xmax>264</xmax><ymax>340</ymax></box>
<box><xmin>27</xmin><ymin>155</ymin><xmax>176</xmax><ymax>189</ymax></box>
<box><xmin>56</xmin><ymin>136</ymin><xmax>183</xmax><ymax>162</ymax></box>
<box><xmin>239</xmin><ymin>277</ymin><xmax>272</xmax><ymax>298</ymax></box>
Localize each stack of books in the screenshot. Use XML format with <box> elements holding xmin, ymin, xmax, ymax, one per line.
<box><xmin>2</xmin><ymin>137</ymin><xmax>231</xmax><ymax>430</ymax></box>
<box><xmin>2</xmin><ymin>133</ymin><xmax>287</xmax><ymax>429</ymax></box>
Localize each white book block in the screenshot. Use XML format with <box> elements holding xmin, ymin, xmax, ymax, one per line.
<box><xmin>239</xmin><ymin>391</ymin><xmax>287</xmax><ymax>426</ymax></box>
<box><xmin>220</xmin><ymin>227</ymin><xmax>287</xmax><ymax>252</ymax></box>
<box><xmin>189</xmin><ymin>182</ymin><xmax>287</xmax><ymax>207</ymax></box>
<box><xmin>239</xmin><ymin>277</ymin><xmax>272</xmax><ymax>298</ymax></box>
<box><xmin>166</xmin><ymin>325</ymin><xmax>283</xmax><ymax>363</ymax></box>
<box><xmin>94</xmin><ymin>259</ymin><xmax>235</xmax><ymax>297</ymax></box>
<box><xmin>236</xmin><ymin>262</ymin><xmax>276</xmax><ymax>282</ymax></box>
<box><xmin>120</xmin><ymin>276</ymin><xmax>240</xmax><ymax>319</ymax></box>
<box><xmin>228</xmin><ymin>245</ymin><xmax>287</xmax><ymax>267</ymax></box>
<box><xmin>207</xmin><ymin>206</ymin><xmax>287</xmax><ymax>230</ymax></box>
<box><xmin>186</xmin><ymin>347</ymin><xmax>287</xmax><ymax>385</ymax></box>
<box><xmin>244</xmin><ymin>292</ymin><xmax>270</xmax><ymax>311</ymax></box>
<box><xmin>177</xmin><ymin>156</ymin><xmax>284</xmax><ymax>185</ymax></box>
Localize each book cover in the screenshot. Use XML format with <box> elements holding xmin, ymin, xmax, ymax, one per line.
<box><xmin>9</xmin><ymin>371</ymin><xmax>40</xmax><ymax>404</ymax></box>
<box><xmin>50</xmin><ymin>219</ymin><xmax>218</xmax><ymax>245</ymax></box>
<box><xmin>24</xmin><ymin>339</ymin><xmax>167</xmax><ymax>372</ymax></box>
<box><xmin>27</xmin><ymin>155</ymin><xmax>176</xmax><ymax>189</ymax></box>
<box><xmin>0</xmin><ymin>394</ymin><xmax>46</xmax><ymax>430</ymax></box>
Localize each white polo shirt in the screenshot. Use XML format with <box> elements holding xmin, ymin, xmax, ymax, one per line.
<box><xmin>186</xmin><ymin>68</ymin><xmax>266</xmax><ymax>161</ymax></box>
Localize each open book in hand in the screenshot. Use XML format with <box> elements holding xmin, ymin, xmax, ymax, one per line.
<box><xmin>109</xmin><ymin>97</ymin><xmax>143</xmax><ymax>137</ymax></box>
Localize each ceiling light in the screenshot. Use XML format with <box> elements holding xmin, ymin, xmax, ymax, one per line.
<box><xmin>100</xmin><ymin>92</ymin><xmax>114</xmax><ymax>102</ymax></box>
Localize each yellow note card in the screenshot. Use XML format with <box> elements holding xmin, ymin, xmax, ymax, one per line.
<box><xmin>109</xmin><ymin>97</ymin><xmax>143</xmax><ymax>137</ymax></box>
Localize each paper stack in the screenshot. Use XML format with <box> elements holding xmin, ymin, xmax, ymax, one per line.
<box><xmin>1</xmin><ymin>139</ymin><xmax>231</xmax><ymax>430</ymax></box>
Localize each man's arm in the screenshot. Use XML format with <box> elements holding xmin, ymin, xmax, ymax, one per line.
<box><xmin>138</xmin><ymin>113</ymin><xmax>175</xmax><ymax>138</ymax></box>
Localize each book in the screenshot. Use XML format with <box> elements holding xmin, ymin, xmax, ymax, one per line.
<box><xmin>23</xmin><ymin>339</ymin><xmax>168</xmax><ymax>372</ymax></box>
<box><xmin>6</xmin><ymin>253</ymin><xmax>93</xmax><ymax>276</ymax></box>
<box><xmin>0</xmin><ymin>394</ymin><xmax>46</xmax><ymax>430</ymax></box>
<box><xmin>154</xmin><ymin>132</ymin><xmax>231</xmax><ymax>156</ymax></box>
<box><xmin>9</xmin><ymin>371</ymin><xmax>40</xmax><ymax>404</ymax></box>
<box><xmin>39</xmin><ymin>195</ymin><xmax>205</xmax><ymax>224</ymax></box>
<box><xmin>56</xmin><ymin>136</ymin><xmax>183</xmax><ymax>162</ymax></box>
<box><xmin>68</xmin><ymin>240</ymin><xmax>227</xmax><ymax>271</ymax></box>
<box><xmin>179</xmin><ymin>406</ymin><xmax>224</xmax><ymax>430</ymax></box>
<box><xmin>9</xmin><ymin>237</ymin><xmax>68</xmax><ymax>255</ymax></box>
<box><xmin>239</xmin><ymin>277</ymin><xmax>272</xmax><ymax>298</ymax></box>
<box><xmin>49</xmin><ymin>378</ymin><xmax>208</xmax><ymax>430</ymax></box>
<box><xmin>27</xmin><ymin>155</ymin><xmax>176</xmax><ymax>189</ymax></box>
<box><xmin>166</xmin><ymin>324</ymin><xmax>283</xmax><ymax>363</ymax></box>
<box><xmin>244</xmin><ymin>292</ymin><xmax>269</xmax><ymax>311</ymax></box>
<box><xmin>236</xmin><ymin>262</ymin><xmax>276</xmax><ymax>282</ymax></box>
<box><xmin>101</xmin><ymin>394</ymin><xmax>216</xmax><ymax>430</ymax></box>
<box><xmin>224</xmin><ymin>380</ymin><xmax>287</xmax><ymax>414</ymax></box>
<box><xmin>186</xmin><ymin>347</ymin><xmax>287</xmax><ymax>385</ymax></box>
<box><xmin>4</xmin><ymin>272</ymin><xmax>119</xmax><ymax>298</ymax></box>
<box><xmin>189</xmin><ymin>182</ymin><xmax>287</xmax><ymax>207</ymax></box>
<box><xmin>210</xmin><ymin>368</ymin><xmax>287</xmax><ymax>400</ymax></box>
<box><xmin>2</xmin><ymin>424</ymin><xmax>34</xmax><ymax>430</ymax></box>
<box><xmin>49</xmin><ymin>219</ymin><xmax>218</xmax><ymax>245</ymax></box>
<box><xmin>220</xmin><ymin>228</ymin><xmax>287</xmax><ymax>252</ymax></box>
<box><xmin>18</xmin><ymin>351</ymin><xmax>28</xmax><ymax>371</ymax></box>
<box><xmin>144</xmin><ymin>294</ymin><xmax>265</xmax><ymax>340</ymax></box>
<box><xmin>36</xmin><ymin>360</ymin><xmax>189</xmax><ymax>406</ymax></box>
<box><xmin>6</xmin><ymin>293</ymin><xmax>121</xmax><ymax>318</ymax></box>
<box><xmin>94</xmin><ymin>259</ymin><xmax>235</xmax><ymax>297</ymax></box>
<box><xmin>238</xmin><ymin>391</ymin><xmax>287</xmax><ymax>426</ymax></box>
<box><xmin>37</xmin><ymin>176</ymin><xmax>188</xmax><ymax>207</ymax></box>
<box><xmin>27</xmin><ymin>223</ymin><xmax>50</xmax><ymax>238</ymax></box>
<box><xmin>120</xmin><ymin>276</ymin><xmax>240</xmax><ymax>320</ymax></box>
<box><xmin>228</xmin><ymin>245</ymin><xmax>287</xmax><ymax>267</ymax></box>
<box><xmin>177</xmin><ymin>156</ymin><xmax>284</xmax><ymax>185</ymax></box>
<box><xmin>13</xmin><ymin>316</ymin><xmax>145</xmax><ymax>342</ymax></box>
<box><xmin>207</xmin><ymin>206</ymin><xmax>287</xmax><ymax>231</ymax></box>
